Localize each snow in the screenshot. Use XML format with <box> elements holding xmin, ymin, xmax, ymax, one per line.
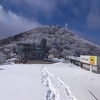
<box><xmin>0</xmin><ymin>64</ymin><xmax>44</xmax><ymax>100</ymax></box>
<box><xmin>41</xmin><ymin>67</ymin><xmax>60</xmax><ymax>100</ymax></box>
<box><xmin>0</xmin><ymin>62</ymin><xmax>100</xmax><ymax>100</ymax></box>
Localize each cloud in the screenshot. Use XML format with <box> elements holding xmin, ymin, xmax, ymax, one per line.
<box><xmin>0</xmin><ymin>5</ymin><xmax>42</xmax><ymax>40</ymax></box>
<box><xmin>1</xmin><ymin>0</ymin><xmax>74</xmax><ymax>17</ymax></box>
<box><xmin>87</xmin><ymin>12</ymin><xmax>100</xmax><ymax>29</ymax></box>
<box><xmin>26</xmin><ymin>0</ymin><xmax>55</xmax><ymax>13</ymax></box>
<box><xmin>1</xmin><ymin>0</ymin><xmax>57</xmax><ymax>16</ymax></box>
<box><xmin>2</xmin><ymin>0</ymin><xmax>90</xmax><ymax>20</ymax></box>
<box><xmin>87</xmin><ymin>0</ymin><xmax>100</xmax><ymax>29</ymax></box>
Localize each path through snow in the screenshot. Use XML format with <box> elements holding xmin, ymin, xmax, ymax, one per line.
<box><xmin>41</xmin><ymin>66</ymin><xmax>60</xmax><ymax>100</ymax></box>
<box><xmin>40</xmin><ymin>66</ymin><xmax>77</xmax><ymax>100</ymax></box>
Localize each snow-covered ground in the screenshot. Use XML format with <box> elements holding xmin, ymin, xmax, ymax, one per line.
<box><xmin>0</xmin><ymin>62</ymin><xmax>100</xmax><ymax>100</ymax></box>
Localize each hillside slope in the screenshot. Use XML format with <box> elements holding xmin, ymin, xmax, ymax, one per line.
<box><xmin>0</xmin><ymin>25</ymin><xmax>100</xmax><ymax>63</ymax></box>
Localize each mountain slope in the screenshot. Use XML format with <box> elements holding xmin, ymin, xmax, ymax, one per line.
<box><xmin>0</xmin><ymin>25</ymin><xmax>100</xmax><ymax>63</ymax></box>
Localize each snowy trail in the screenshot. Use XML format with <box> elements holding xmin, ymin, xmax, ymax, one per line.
<box><xmin>40</xmin><ymin>66</ymin><xmax>77</xmax><ymax>100</ymax></box>
<box><xmin>41</xmin><ymin>66</ymin><xmax>60</xmax><ymax>100</ymax></box>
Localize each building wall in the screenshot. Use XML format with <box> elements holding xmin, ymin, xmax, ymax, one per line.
<box><xmin>16</xmin><ymin>43</ymin><xmax>45</xmax><ymax>60</ymax></box>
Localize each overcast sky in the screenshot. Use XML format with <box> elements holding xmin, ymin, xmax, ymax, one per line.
<box><xmin>0</xmin><ymin>0</ymin><xmax>100</xmax><ymax>46</ymax></box>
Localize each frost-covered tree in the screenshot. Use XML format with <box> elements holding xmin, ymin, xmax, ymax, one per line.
<box><xmin>41</xmin><ymin>38</ymin><xmax>47</xmax><ymax>48</ymax></box>
<box><xmin>49</xmin><ymin>48</ymin><xmax>61</xmax><ymax>58</ymax></box>
<box><xmin>0</xmin><ymin>52</ymin><xmax>6</xmax><ymax>64</ymax></box>
<box><xmin>0</xmin><ymin>26</ymin><xmax>100</xmax><ymax>59</ymax></box>
<box><xmin>62</xmin><ymin>49</ymin><xmax>74</xmax><ymax>58</ymax></box>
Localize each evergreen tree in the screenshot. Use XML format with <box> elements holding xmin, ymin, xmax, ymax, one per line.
<box><xmin>41</xmin><ymin>38</ymin><xmax>47</xmax><ymax>48</ymax></box>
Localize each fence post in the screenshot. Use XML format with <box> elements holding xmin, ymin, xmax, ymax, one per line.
<box><xmin>90</xmin><ymin>65</ymin><xmax>93</xmax><ymax>72</ymax></box>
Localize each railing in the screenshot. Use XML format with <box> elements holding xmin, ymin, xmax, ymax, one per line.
<box><xmin>66</xmin><ymin>56</ymin><xmax>100</xmax><ymax>74</ymax></box>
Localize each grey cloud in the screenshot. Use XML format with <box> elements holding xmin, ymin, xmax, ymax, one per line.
<box><xmin>26</xmin><ymin>0</ymin><xmax>55</xmax><ymax>11</ymax></box>
<box><xmin>1</xmin><ymin>0</ymin><xmax>72</xmax><ymax>16</ymax></box>
<box><xmin>0</xmin><ymin>5</ymin><xmax>42</xmax><ymax>40</ymax></box>
<box><xmin>87</xmin><ymin>0</ymin><xmax>100</xmax><ymax>29</ymax></box>
<box><xmin>2</xmin><ymin>0</ymin><xmax>90</xmax><ymax>16</ymax></box>
<box><xmin>87</xmin><ymin>12</ymin><xmax>100</xmax><ymax>29</ymax></box>
<box><xmin>3</xmin><ymin>0</ymin><xmax>88</xmax><ymax>18</ymax></box>
<box><xmin>10</xmin><ymin>0</ymin><xmax>55</xmax><ymax>12</ymax></box>
<box><xmin>2</xmin><ymin>0</ymin><xmax>56</xmax><ymax>16</ymax></box>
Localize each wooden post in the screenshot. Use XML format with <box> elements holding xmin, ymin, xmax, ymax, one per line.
<box><xmin>71</xmin><ymin>59</ymin><xmax>72</xmax><ymax>63</ymax></box>
<box><xmin>80</xmin><ymin>62</ymin><xmax>83</xmax><ymax>68</ymax></box>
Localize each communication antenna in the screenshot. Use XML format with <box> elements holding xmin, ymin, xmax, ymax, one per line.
<box><xmin>65</xmin><ymin>23</ymin><xmax>68</xmax><ymax>30</ymax></box>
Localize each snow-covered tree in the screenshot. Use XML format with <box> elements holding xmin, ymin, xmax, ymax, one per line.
<box><xmin>0</xmin><ymin>25</ymin><xmax>100</xmax><ymax>59</ymax></box>
<box><xmin>49</xmin><ymin>48</ymin><xmax>61</xmax><ymax>58</ymax></box>
<box><xmin>0</xmin><ymin>52</ymin><xmax>6</xmax><ymax>64</ymax></box>
<box><xmin>62</xmin><ymin>49</ymin><xmax>74</xmax><ymax>58</ymax></box>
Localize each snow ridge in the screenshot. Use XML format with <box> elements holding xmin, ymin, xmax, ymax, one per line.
<box><xmin>41</xmin><ymin>66</ymin><xmax>60</xmax><ymax>100</ymax></box>
<box><xmin>57</xmin><ymin>78</ymin><xmax>77</xmax><ymax>100</ymax></box>
<box><xmin>41</xmin><ymin>66</ymin><xmax>77</xmax><ymax>100</ymax></box>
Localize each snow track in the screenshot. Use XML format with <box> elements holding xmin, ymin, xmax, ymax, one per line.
<box><xmin>57</xmin><ymin>78</ymin><xmax>77</xmax><ymax>100</ymax></box>
<box><xmin>41</xmin><ymin>66</ymin><xmax>60</xmax><ymax>100</ymax></box>
<box><xmin>41</xmin><ymin>66</ymin><xmax>77</xmax><ymax>100</ymax></box>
